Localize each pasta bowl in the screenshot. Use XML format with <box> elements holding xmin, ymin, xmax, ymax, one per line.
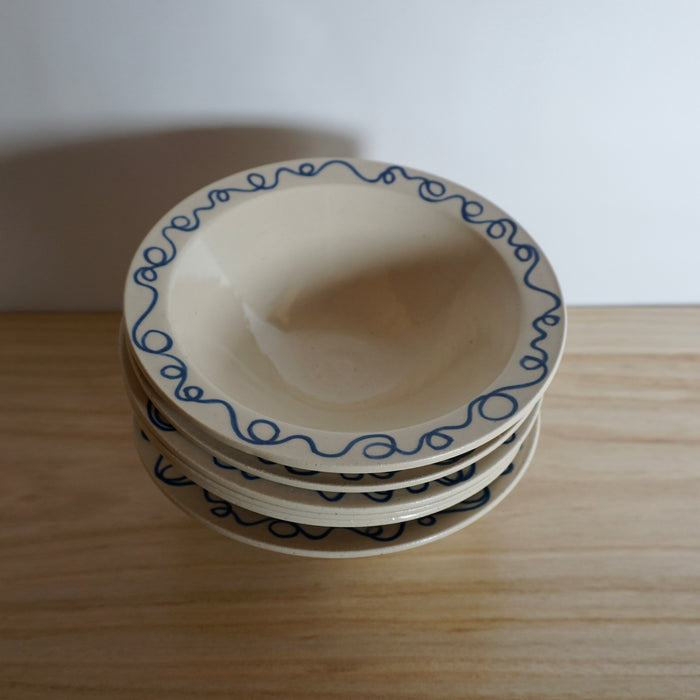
<box><xmin>124</xmin><ymin>158</ymin><xmax>564</xmax><ymax>469</ymax></box>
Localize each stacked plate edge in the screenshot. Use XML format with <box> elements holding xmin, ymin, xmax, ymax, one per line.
<box><xmin>120</xmin><ymin>158</ymin><xmax>565</xmax><ymax>557</ymax></box>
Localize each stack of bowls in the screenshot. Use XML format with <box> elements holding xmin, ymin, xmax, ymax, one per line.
<box><xmin>120</xmin><ymin>158</ymin><xmax>565</xmax><ymax>558</ymax></box>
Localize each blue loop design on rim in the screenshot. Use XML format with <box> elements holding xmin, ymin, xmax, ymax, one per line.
<box><xmin>131</xmin><ymin>159</ymin><xmax>562</xmax><ymax>461</ymax></box>
<box><xmin>153</xmin><ymin>454</ymin><xmax>194</xmax><ymax>487</ymax></box>
<box><xmin>146</xmin><ymin>400</ymin><xmax>176</xmax><ymax>432</ymax></box>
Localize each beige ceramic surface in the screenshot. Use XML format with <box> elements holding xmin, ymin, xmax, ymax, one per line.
<box><xmin>120</xmin><ymin>323</ymin><xmax>534</xmax><ymax>490</ymax></box>
<box><xmin>124</xmin><ymin>158</ymin><xmax>565</xmax><ymax>469</ymax></box>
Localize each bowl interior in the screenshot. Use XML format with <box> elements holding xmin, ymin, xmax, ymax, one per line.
<box><xmin>167</xmin><ymin>183</ymin><xmax>521</xmax><ymax>432</ymax></box>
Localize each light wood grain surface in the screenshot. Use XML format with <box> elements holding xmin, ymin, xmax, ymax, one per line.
<box><xmin>2</xmin><ymin>308</ymin><xmax>699</xmax><ymax>699</ymax></box>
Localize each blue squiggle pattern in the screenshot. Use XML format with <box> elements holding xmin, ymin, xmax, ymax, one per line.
<box><xmin>144</xmin><ymin>406</ymin><xmax>484</xmax><ymax>503</ymax></box>
<box><xmin>153</xmin><ymin>464</ymin><xmax>494</xmax><ymax>544</ymax></box>
<box><xmin>207</xmin><ymin>424</ymin><xmax>492</xmax><ymax>504</ymax></box>
<box><xmin>214</xmin><ymin>451</ymin><xmax>479</xmax><ymax>504</ymax></box>
<box><xmin>276</xmin><ymin>462</ymin><xmax>397</xmax><ymax>482</ymax></box>
<box><xmin>153</xmin><ymin>454</ymin><xmax>195</xmax><ymax>487</ymax></box>
<box><xmin>147</xmin><ymin>400</ymin><xmax>176</xmax><ymax>432</ymax></box>
<box><xmin>258</xmin><ymin>459</ymin><xmax>397</xmax><ymax>482</ymax></box>
<box><xmin>199</xmin><ymin>486</ymin><xmax>493</xmax><ymax>542</ymax></box>
<box><xmin>500</xmin><ymin>461</ymin><xmax>515</xmax><ymax>477</ymax></box>
<box><xmin>314</xmin><ymin>461</ymin><xmax>478</xmax><ymax>503</ymax></box>
<box><xmin>132</xmin><ymin>159</ymin><xmax>561</xmax><ymax>461</ymax></box>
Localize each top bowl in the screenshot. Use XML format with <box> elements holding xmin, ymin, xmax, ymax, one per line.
<box><xmin>124</xmin><ymin>158</ymin><xmax>565</xmax><ymax>469</ymax></box>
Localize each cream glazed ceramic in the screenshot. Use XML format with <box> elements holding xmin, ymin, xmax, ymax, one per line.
<box><xmin>124</xmin><ymin>158</ymin><xmax>565</xmax><ymax>470</ymax></box>
<box><xmin>119</xmin><ymin>323</ymin><xmax>535</xmax><ymax>492</ymax></box>
<box><xmin>133</xmin><ymin>416</ymin><xmax>540</xmax><ymax>558</ymax></box>
<box><xmin>133</xmin><ymin>406</ymin><xmax>538</xmax><ymax>528</ymax></box>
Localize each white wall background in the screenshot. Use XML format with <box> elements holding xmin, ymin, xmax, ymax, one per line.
<box><xmin>1</xmin><ymin>0</ymin><xmax>699</xmax><ymax>309</ymax></box>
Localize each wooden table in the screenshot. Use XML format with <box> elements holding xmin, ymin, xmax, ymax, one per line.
<box><xmin>2</xmin><ymin>308</ymin><xmax>699</xmax><ymax>699</ymax></box>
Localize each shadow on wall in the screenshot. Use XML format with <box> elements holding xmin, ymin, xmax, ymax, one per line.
<box><xmin>0</xmin><ymin>125</ymin><xmax>360</xmax><ymax>311</ymax></box>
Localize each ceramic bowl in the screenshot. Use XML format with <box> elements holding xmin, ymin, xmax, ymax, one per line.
<box><xmin>124</xmin><ymin>158</ymin><xmax>565</xmax><ymax>469</ymax></box>
<box><xmin>133</xmin><ymin>416</ymin><xmax>540</xmax><ymax>558</ymax></box>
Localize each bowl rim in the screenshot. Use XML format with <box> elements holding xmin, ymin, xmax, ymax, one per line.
<box><xmin>123</xmin><ymin>157</ymin><xmax>565</xmax><ymax>469</ymax></box>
